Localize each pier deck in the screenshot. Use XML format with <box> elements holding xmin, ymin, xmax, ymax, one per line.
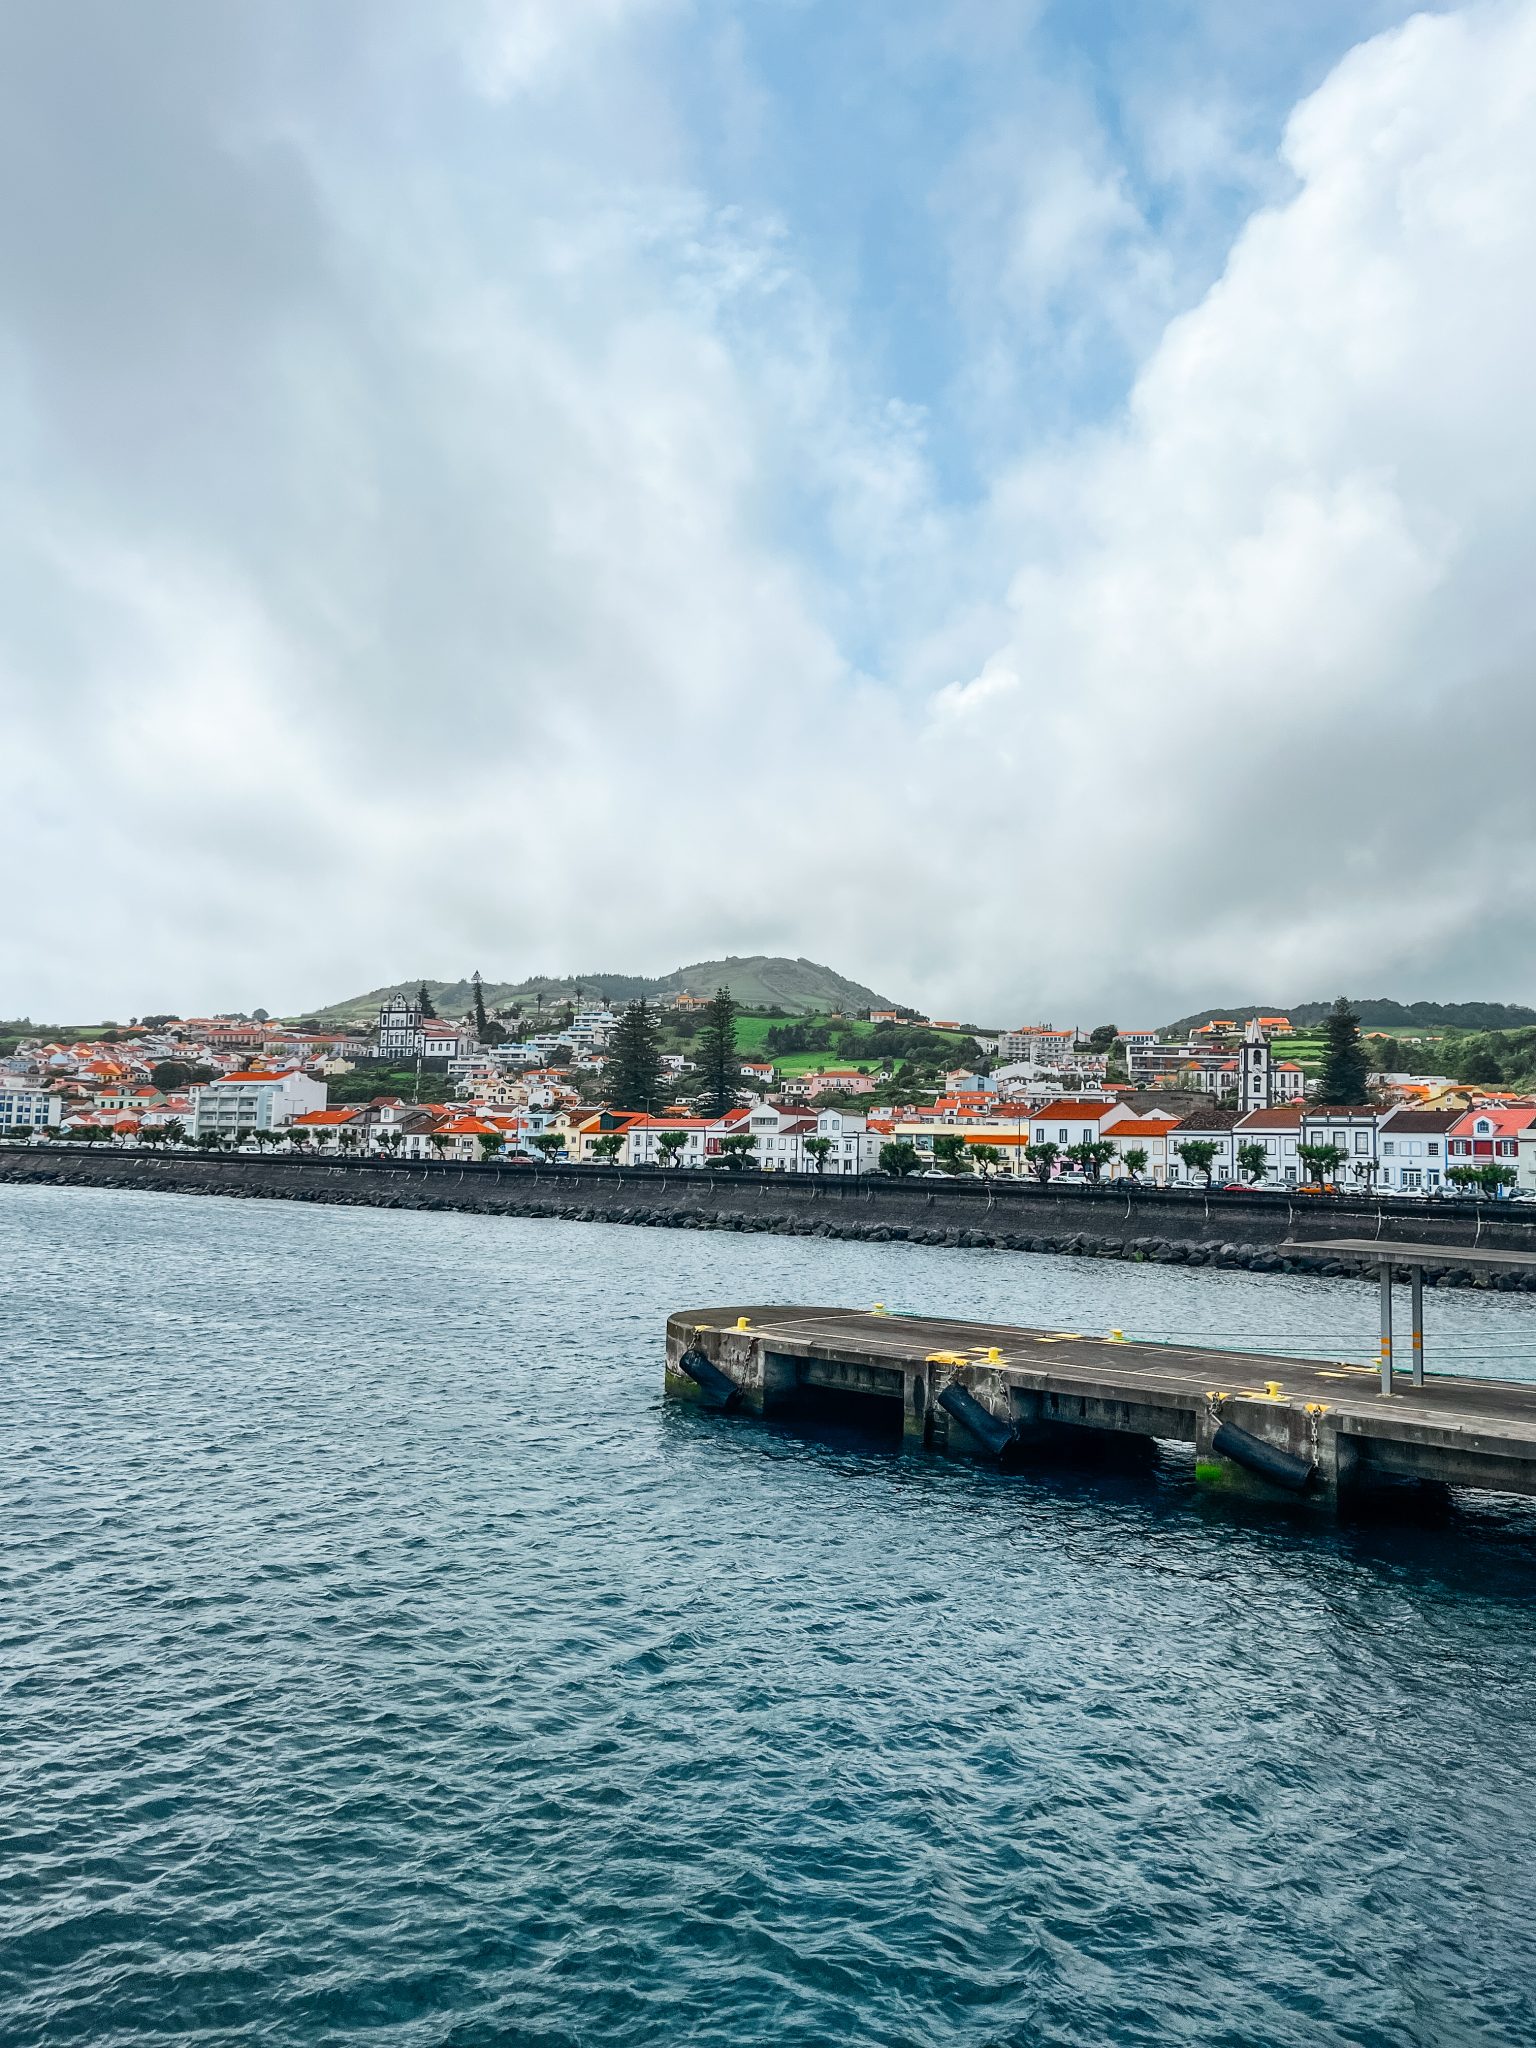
<box><xmin>665</xmin><ymin>1305</ymin><xmax>1536</xmax><ymax>1507</ymax></box>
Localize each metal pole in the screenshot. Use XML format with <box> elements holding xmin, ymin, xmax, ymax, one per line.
<box><xmin>1379</xmin><ymin>1263</ymin><xmax>1394</xmax><ymax>1395</ymax></box>
<box><xmin>1411</xmin><ymin>1265</ymin><xmax>1424</xmax><ymax>1388</ymax></box>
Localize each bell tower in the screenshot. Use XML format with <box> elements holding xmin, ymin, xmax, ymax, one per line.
<box><xmin>1240</xmin><ymin>1017</ymin><xmax>1271</xmax><ymax>1112</ymax></box>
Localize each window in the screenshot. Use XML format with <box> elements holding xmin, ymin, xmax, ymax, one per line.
<box><xmin>1428</xmin><ymin>1141</ymin><xmax>1440</xmax><ymax>1156</ymax></box>
<box><xmin>1354</xmin><ymin>1132</ymin><xmax>1369</xmax><ymax>1153</ymax></box>
<box><xmin>1383</xmin><ymin>1140</ymin><xmax>1395</xmax><ymax>1156</ymax></box>
<box><xmin>1403</xmin><ymin>1169</ymin><xmax>1421</xmax><ymax>1190</ymax></box>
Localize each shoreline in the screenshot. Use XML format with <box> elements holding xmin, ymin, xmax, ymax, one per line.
<box><xmin>5</xmin><ymin>1145</ymin><xmax>1536</xmax><ymax>1290</ymax></box>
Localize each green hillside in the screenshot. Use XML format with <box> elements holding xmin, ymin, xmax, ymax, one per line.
<box><xmin>1164</xmin><ymin>997</ymin><xmax>1536</xmax><ymax>1035</ymax></box>
<box><xmin>298</xmin><ymin>956</ymin><xmax>896</xmax><ymax>1026</ymax></box>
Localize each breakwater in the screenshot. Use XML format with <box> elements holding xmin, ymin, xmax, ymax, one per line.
<box><xmin>6</xmin><ymin>1144</ymin><xmax>1536</xmax><ymax>1286</ymax></box>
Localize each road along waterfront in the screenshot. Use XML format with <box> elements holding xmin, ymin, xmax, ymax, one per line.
<box><xmin>6</xmin><ymin>1183</ymin><xmax>1536</xmax><ymax>2047</ymax></box>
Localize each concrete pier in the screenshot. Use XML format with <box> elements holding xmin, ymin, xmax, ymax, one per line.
<box><xmin>666</xmin><ymin>1305</ymin><xmax>1536</xmax><ymax>1509</ymax></box>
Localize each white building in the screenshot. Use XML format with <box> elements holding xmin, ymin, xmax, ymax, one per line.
<box><xmin>1377</xmin><ymin>1108</ymin><xmax>1457</xmax><ymax>1193</ymax></box>
<box><xmin>998</xmin><ymin>1026</ymin><xmax>1078</xmax><ymax>1064</ymax></box>
<box><xmin>624</xmin><ymin>1115</ymin><xmax>712</xmax><ymax>1168</ymax></box>
<box><xmin>1231</xmin><ymin>1104</ymin><xmax>1307</xmax><ymax>1185</ymax></box>
<box><xmin>1299</xmin><ymin>1106</ymin><xmax>1382</xmax><ymax>1186</ymax></box>
<box><xmin>0</xmin><ymin>1077</ymin><xmax>62</xmax><ymax>1133</ymax></box>
<box><xmin>374</xmin><ymin>997</ymin><xmax>426</xmax><ymax>1059</ymax></box>
<box><xmin>190</xmin><ymin>1069</ymin><xmax>327</xmax><ymax>1140</ymax></box>
<box><xmin>810</xmin><ymin>1107</ymin><xmax>884</xmax><ymax>1174</ymax></box>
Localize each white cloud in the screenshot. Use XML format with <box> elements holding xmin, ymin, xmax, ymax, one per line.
<box><xmin>901</xmin><ymin>0</ymin><xmax>1536</xmax><ymax>1018</ymax></box>
<box><xmin>3</xmin><ymin>0</ymin><xmax>1536</xmax><ymax>1026</ymax></box>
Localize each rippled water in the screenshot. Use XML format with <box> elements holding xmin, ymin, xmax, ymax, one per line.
<box><xmin>5</xmin><ymin>1185</ymin><xmax>1536</xmax><ymax>2048</ymax></box>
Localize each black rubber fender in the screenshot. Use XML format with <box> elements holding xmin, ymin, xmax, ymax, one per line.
<box><xmin>1212</xmin><ymin>1418</ymin><xmax>1315</xmax><ymax>1492</ymax></box>
<box><xmin>938</xmin><ymin>1382</ymin><xmax>1017</xmax><ymax>1458</ymax></box>
<box><xmin>676</xmin><ymin>1347</ymin><xmax>741</xmax><ymax>1411</ymax></box>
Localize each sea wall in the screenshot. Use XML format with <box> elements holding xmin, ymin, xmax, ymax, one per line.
<box><xmin>6</xmin><ymin>1145</ymin><xmax>1536</xmax><ymax>1288</ymax></box>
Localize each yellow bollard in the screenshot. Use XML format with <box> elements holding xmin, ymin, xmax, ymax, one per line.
<box><xmin>1265</xmin><ymin>1381</ymin><xmax>1282</xmax><ymax>1399</ymax></box>
<box><xmin>1109</xmin><ymin>1329</ymin><xmax>1125</xmax><ymax>1343</ymax></box>
<box><xmin>871</xmin><ymin>1302</ymin><xmax>890</xmax><ymax>1316</ymax></box>
<box><xmin>735</xmin><ymin>1316</ymin><xmax>751</xmax><ymax>1330</ymax></box>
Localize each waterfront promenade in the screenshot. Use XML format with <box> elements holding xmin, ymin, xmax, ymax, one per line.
<box><xmin>11</xmin><ymin>1143</ymin><xmax>1536</xmax><ymax>1280</ymax></box>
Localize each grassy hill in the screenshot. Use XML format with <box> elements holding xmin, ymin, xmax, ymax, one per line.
<box><xmin>1164</xmin><ymin>998</ymin><xmax>1536</xmax><ymax>1035</ymax></box>
<box><xmin>298</xmin><ymin>956</ymin><xmax>896</xmax><ymax>1026</ymax></box>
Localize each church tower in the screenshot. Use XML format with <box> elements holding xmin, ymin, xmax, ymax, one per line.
<box><xmin>1240</xmin><ymin>1017</ymin><xmax>1272</xmax><ymax>1112</ymax></box>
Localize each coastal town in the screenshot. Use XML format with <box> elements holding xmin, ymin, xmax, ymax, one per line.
<box><xmin>3</xmin><ymin>987</ymin><xmax>1536</xmax><ymax>1199</ymax></box>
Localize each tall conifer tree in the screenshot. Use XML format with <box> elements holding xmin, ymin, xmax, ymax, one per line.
<box><xmin>696</xmin><ymin>985</ymin><xmax>740</xmax><ymax>1115</ymax></box>
<box><xmin>607</xmin><ymin>998</ymin><xmax>663</xmax><ymax>1112</ymax></box>
<box><xmin>1319</xmin><ymin>996</ymin><xmax>1370</xmax><ymax>1105</ymax></box>
<box><xmin>472</xmin><ymin>971</ymin><xmax>488</xmax><ymax>1043</ymax></box>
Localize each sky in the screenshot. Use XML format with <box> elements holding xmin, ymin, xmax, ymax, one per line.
<box><xmin>4</xmin><ymin>0</ymin><xmax>1536</xmax><ymax>1026</ymax></box>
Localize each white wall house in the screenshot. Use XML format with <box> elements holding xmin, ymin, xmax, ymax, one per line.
<box><xmin>1377</xmin><ymin>1109</ymin><xmax>1457</xmax><ymax>1193</ymax></box>
<box><xmin>0</xmin><ymin>1077</ymin><xmax>62</xmax><ymax>1132</ymax></box>
<box><xmin>624</xmin><ymin>1115</ymin><xmax>711</xmax><ymax>1168</ymax></box>
<box><xmin>190</xmin><ymin>1069</ymin><xmax>327</xmax><ymax>1139</ymax></box>
<box><xmin>1231</xmin><ymin>1105</ymin><xmax>1307</xmax><ymax>1185</ymax></box>
<box><xmin>1299</xmin><ymin>1107</ymin><xmax>1382</xmax><ymax>1186</ymax></box>
<box><xmin>812</xmin><ymin>1108</ymin><xmax>884</xmax><ymax>1173</ymax></box>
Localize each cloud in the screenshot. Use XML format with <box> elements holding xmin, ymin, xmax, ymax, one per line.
<box><xmin>2</xmin><ymin>0</ymin><xmax>1535</xmax><ymax>1026</ymax></box>
<box><xmin>902</xmin><ymin>0</ymin><xmax>1536</xmax><ymax>1018</ymax></box>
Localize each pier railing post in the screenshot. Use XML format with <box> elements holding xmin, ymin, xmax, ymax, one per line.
<box><xmin>1379</xmin><ymin>1263</ymin><xmax>1394</xmax><ymax>1395</ymax></box>
<box><xmin>1411</xmin><ymin>1265</ymin><xmax>1424</xmax><ymax>1388</ymax></box>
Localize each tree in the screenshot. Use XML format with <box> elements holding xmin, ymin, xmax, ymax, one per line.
<box><xmin>803</xmin><ymin>1136</ymin><xmax>833</xmax><ymax>1173</ymax></box>
<box><xmin>1319</xmin><ymin>997</ymin><xmax>1370</xmax><ymax>1105</ymax></box>
<box><xmin>1024</xmin><ymin>1141</ymin><xmax>1059</xmax><ymax>1183</ymax></box>
<box><xmin>1297</xmin><ymin>1142</ymin><xmax>1345</xmax><ymax>1187</ymax></box>
<box><xmin>151</xmin><ymin>1060</ymin><xmax>213</xmax><ymax>1093</ymax></box>
<box><xmin>1175</xmin><ymin>1139</ymin><xmax>1220</xmax><ymax>1185</ymax></box>
<box><xmin>1087</xmin><ymin>1024</ymin><xmax>1118</xmax><ymax>1052</ymax></box>
<box><xmin>967</xmin><ymin>1141</ymin><xmax>1000</xmax><ymax>1177</ymax></box>
<box><xmin>1236</xmin><ymin>1141</ymin><xmax>1268</xmax><ymax>1184</ymax></box>
<box><xmin>163</xmin><ymin>1117</ymin><xmax>187</xmax><ymax>1148</ymax></box>
<box><xmin>472</xmin><ymin>972</ymin><xmax>489</xmax><ymax>1043</ymax></box>
<box><xmin>418</xmin><ymin>982</ymin><xmax>437</xmax><ymax>1020</ymax></box>
<box><xmin>1120</xmin><ymin>1146</ymin><xmax>1149</xmax><ymax>1183</ymax></box>
<box><xmin>878</xmin><ymin>1140</ymin><xmax>922</xmax><ymax>1177</ymax></box>
<box><xmin>1458</xmin><ymin>1042</ymin><xmax>1503</xmax><ymax>1085</ymax></box>
<box><xmin>590</xmin><ymin>1133</ymin><xmax>625</xmax><ymax>1162</ymax></box>
<box><xmin>717</xmin><ymin>1133</ymin><xmax>759</xmax><ymax>1171</ymax></box>
<box><xmin>657</xmin><ymin>1131</ymin><xmax>690</xmax><ymax>1169</ymax></box>
<box><xmin>477</xmin><ymin>1132</ymin><xmax>504</xmax><ymax>1162</ymax></box>
<box><xmin>607</xmin><ymin>999</ymin><xmax>664</xmax><ymax>1112</ymax></box>
<box><xmin>531</xmin><ymin>1133</ymin><xmax>565</xmax><ymax>1161</ymax></box>
<box><xmin>287</xmin><ymin>1127</ymin><xmax>309</xmax><ymax>1153</ymax></box>
<box><xmin>140</xmin><ymin>1123</ymin><xmax>167</xmax><ymax>1150</ymax></box>
<box><xmin>931</xmin><ymin>1134</ymin><xmax>973</xmax><ymax>1175</ymax></box>
<box><xmin>695</xmin><ymin>986</ymin><xmax>740</xmax><ymax>1116</ymax></box>
<box><xmin>1448</xmin><ymin>1162</ymin><xmax>1517</xmax><ymax>1196</ymax></box>
<box><xmin>428</xmin><ymin>1132</ymin><xmax>451</xmax><ymax>1158</ymax></box>
<box><xmin>1064</xmin><ymin>1139</ymin><xmax>1115</xmax><ymax>1183</ymax></box>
